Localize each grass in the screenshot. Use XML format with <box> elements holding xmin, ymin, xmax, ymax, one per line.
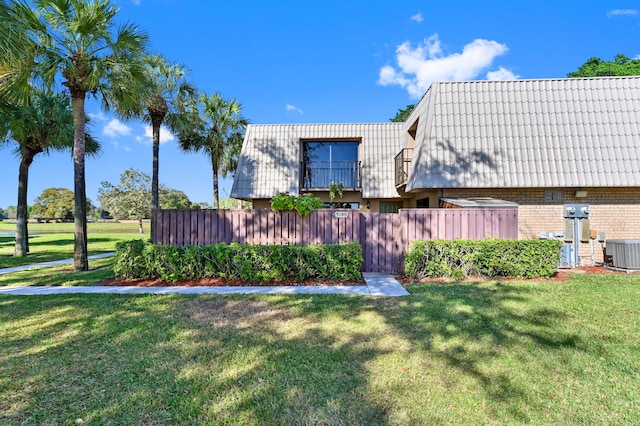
<box><xmin>0</xmin><ymin>257</ymin><xmax>115</xmax><ymax>287</ymax></box>
<box><xmin>1</xmin><ymin>273</ymin><xmax>639</xmax><ymax>424</ymax></box>
<box><xmin>0</xmin><ymin>221</ymin><xmax>146</xmax><ymax>269</ymax></box>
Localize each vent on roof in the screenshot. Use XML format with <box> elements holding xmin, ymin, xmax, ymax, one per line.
<box><xmin>606</xmin><ymin>239</ymin><xmax>640</xmax><ymax>270</ymax></box>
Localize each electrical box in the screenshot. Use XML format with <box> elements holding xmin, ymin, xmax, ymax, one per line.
<box><xmin>564</xmin><ymin>219</ymin><xmax>574</xmax><ymax>242</ymax></box>
<box><xmin>559</xmin><ymin>243</ymin><xmax>574</xmax><ymax>268</ymax></box>
<box><xmin>564</xmin><ymin>204</ymin><xmax>589</xmax><ymax>219</ymax></box>
<box><xmin>580</xmin><ymin>220</ymin><xmax>590</xmax><ymax>243</ymax></box>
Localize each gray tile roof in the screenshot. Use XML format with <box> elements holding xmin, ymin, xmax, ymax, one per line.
<box><xmin>406</xmin><ymin>76</ymin><xmax>640</xmax><ymax>190</ymax></box>
<box><xmin>231</xmin><ymin>123</ymin><xmax>404</xmax><ymax>199</ymax></box>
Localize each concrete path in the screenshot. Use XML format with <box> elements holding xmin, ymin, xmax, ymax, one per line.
<box><xmin>0</xmin><ymin>259</ymin><xmax>410</xmax><ymax>296</ymax></box>
<box><xmin>0</xmin><ymin>253</ymin><xmax>115</xmax><ymax>275</ymax></box>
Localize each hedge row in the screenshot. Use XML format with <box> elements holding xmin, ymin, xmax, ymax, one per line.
<box><xmin>405</xmin><ymin>239</ymin><xmax>562</xmax><ymax>280</ymax></box>
<box><xmin>114</xmin><ymin>240</ymin><xmax>363</xmax><ymax>283</ymax></box>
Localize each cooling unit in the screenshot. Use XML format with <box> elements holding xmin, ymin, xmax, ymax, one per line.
<box><xmin>606</xmin><ymin>239</ymin><xmax>640</xmax><ymax>270</ymax></box>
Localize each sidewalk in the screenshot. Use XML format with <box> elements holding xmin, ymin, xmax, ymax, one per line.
<box><xmin>0</xmin><ymin>260</ymin><xmax>410</xmax><ymax>297</ymax></box>
<box><xmin>0</xmin><ymin>253</ymin><xmax>115</xmax><ymax>275</ymax></box>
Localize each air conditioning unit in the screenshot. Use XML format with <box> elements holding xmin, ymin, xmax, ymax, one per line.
<box><xmin>606</xmin><ymin>239</ymin><xmax>640</xmax><ymax>270</ymax></box>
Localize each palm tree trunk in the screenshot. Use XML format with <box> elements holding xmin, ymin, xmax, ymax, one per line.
<box><xmin>14</xmin><ymin>153</ymin><xmax>33</xmax><ymax>257</ymax></box>
<box><xmin>212</xmin><ymin>157</ymin><xmax>219</xmax><ymax>209</ymax></box>
<box><xmin>71</xmin><ymin>93</ymin><xmax>89</xmax><ymax>271</ymax></box>
<box><xmin>151</xmin><ymin>119</ymin><xmax>161</xmax><ymax>237</ymax></box>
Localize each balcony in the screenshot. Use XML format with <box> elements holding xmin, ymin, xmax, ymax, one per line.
<box><xmin>395</xmin><ymin>148</ymin><xmax>413</xmax><ymax>188</ymax></box>
<box><xmin>301</xmin><ymin>160</ymin><xmax>361</xmax><ymax>190</ymax></box>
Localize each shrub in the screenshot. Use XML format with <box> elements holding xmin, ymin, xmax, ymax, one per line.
<box><xmin>114</xmin><ymin>240</ymin><xmax>362</xmax><ymax>283</ymax></box>
<box><xmin>405</xmin><ymin>239</ymin><xmax>562</xmax><ymax>280</ymax></box>
<box><xmin>270</xmin><ymin>192</ymin><xmax>323</xmax><ymax>216</ymax></box>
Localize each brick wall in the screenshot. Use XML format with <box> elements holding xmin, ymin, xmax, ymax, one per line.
<box><xmin>441</xmin><ymin>187</ymin><xmax>640</xmax><ymax>264</ymax></box>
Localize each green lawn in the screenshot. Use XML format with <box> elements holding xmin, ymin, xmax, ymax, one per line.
<box><xmin>0</xmin><ymin>221</ymin><xmax>146</xmax><ymax>269</ymax></box>
<box><xmin>1</xmin><ymin>274</ymin><xmax>639</xmax><ymax>425</ymax></box>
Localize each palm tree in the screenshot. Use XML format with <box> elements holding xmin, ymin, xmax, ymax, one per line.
<box><xmin>3</xmin><ymin>0</ymin><xmax>149</xmax><ymax>271</ymax></box>
<box><xmin>0</xmin><ymin>89</ymin><xmax>100</xmax><ymax>256</ymax></box>
<box><xmin>176</xmin><ymin>92</ymin><xmax>247</xmax><ymax>208</ymax></box>
<box><xmin>136</xmin><ymin>54</ymin><xmax>195</xmax><ymax>212</ymax></box>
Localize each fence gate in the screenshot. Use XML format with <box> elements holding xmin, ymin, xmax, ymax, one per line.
<box><xmin>360</xmin><ymin>213</ymin><xmax>402</xmax><ymax>274</ymax></box>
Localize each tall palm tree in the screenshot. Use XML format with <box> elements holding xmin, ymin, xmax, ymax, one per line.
<box><xmin>0</xmin><ymin>89</ymin><xmax>100</xmax><ymax>256</ymax></box>
<box><xmin>135</xmin><ymin>54</ymin><xmax>195</xmax><ymax>212</ymax></box>
<box><xmin>4</xmin><ymin>0</ymin><xmax>149</xmax><ymax>271</ymax></box>
<box><xmin>176</xmin><ymin>92</ymin><xmax>247</xmax><ymax>208</ymax></box>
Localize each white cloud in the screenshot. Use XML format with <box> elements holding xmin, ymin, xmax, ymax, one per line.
<box><xmin>486</xmin><ymin>67</ymin><xmax>519</xmax><ymax>80</ymax></box>
<box><xmin>378</xmin><ymin>34</ymin><xmax>511</xmax><ymax>98</ymax></box>
<box><xmin>131</xmin><ymin>0</ymin><xmax>142</xmax><ymax>5</ymax></box>
<box><xmin>109</xmin><ymin>140</ymin><xmax>131</xmax><ymax>152</ymax></box>
<box><xmin>135</xmin><ymin>125</ymin><xmax>176</xmax><ymax>144</ymax></box>
<box><xmin>88</xmin><ymin>111</ymin><xmax>107</xmax><ymax>121</ymax></box>
<box><xmin>607</xmin><ymin>9</ymin><xmax>637</xmax><ymax>17</ymax></box>
<box><xmin>410</xmin><ymin>13</ymin><xmax>423</xmax><ymax>23</ymax></box>
<box><xmin>103</xmin><ymin>119</ymin><xmax>132</xmax><ymax>138</ymax></box>
<box><xmin>285</xmin><ymin>104</ymin><xmax>304</xmax><ymax>115</ymax></box>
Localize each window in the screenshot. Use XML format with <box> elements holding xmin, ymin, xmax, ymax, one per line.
<box><xmin>322</xmin><ymin>202</ymin><xmax>360</xmax><ymax>209</ymax></box>
<box><xmin>302</xmin><ymin>140</ymin><xmax>360</xmax><ymax>189</ymax></box>
<box><xmin>379</xmin><ymin>201</ymin><xmax>403</xmax><ymax>213</ymax></box>
<box><xmin>416</xmin><ymin>198</ymin><xmax>429</xmax><ymax>208</ymax></box>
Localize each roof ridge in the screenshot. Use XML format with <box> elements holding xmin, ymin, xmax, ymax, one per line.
<box><xmin>432</xmin><ymin>75</ymin><xmax>640</xmax><ymax>85</ymax></box>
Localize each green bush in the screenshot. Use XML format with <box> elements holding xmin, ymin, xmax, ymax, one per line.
<box><xmin>114</xmin><ymin>240</ymin><xmax>363</xmax><ymax>283</ymax></box>
<box><xmin>405</xmin><ymin>239</ymin><xmax>562</xmax><ymax>280</ymax></box>
<box><xmin>270</xmin><ymin>192</ymin><xmax>323</xmax><ymax>216</ymax></box>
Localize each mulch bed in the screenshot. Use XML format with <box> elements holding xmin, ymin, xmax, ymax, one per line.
<box><xmin>397</xmin><ymin>265</ymin><xmax>631</xmax><ymax>284</ymax></box>
<box><xmin>101</xmin><ymin>277</ymin><xmax>366</xmax><ymax>287</ymax></box>
<box><xmin>101</xmin><ymin>266</ymin><xmax>633</xmax><ymax>288</ymax></box>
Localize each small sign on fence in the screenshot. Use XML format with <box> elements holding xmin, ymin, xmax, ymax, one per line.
<box><xmin>333</xmin><ymin>211</ymin><xmax>349</xmax><ymax>219</ymax></box>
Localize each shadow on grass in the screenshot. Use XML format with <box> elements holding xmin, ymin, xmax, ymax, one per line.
<box><xmin>0</xmin><ymin>280</ymin><xmax>597</xmax><ymax>424</ymax></box>
<box><xmin>0</xmin><ymin>258</ymin><xmax>115</xmax><ymax>287</ymax></box>
<box><xmin>0</xmin><ymin>294</ymin><xmax>391</xmax><ymax>424</ymax></box>
<box><xmin>0</xmin><ymin>235</ymin><xmax>125</xmax><ymax>269</ymax></box>
<box><xmin>268</xmin><ymin>282</ymin><xmax>588</xmax><ymax>423</ymax></box>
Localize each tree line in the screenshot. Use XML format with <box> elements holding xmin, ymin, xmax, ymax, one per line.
<box><xmin>1</xmin><ymin>0</ymin><xmax>247</xmax><ymax>269</ymax></box>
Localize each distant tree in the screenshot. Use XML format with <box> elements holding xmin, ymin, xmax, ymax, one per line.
<box><xmin>32</xmin><ymin>188</ymin><xmax>75</xmax><ymax>219</ymax></box>
<box><xmin>176</xmin><ymin>92</ymin><xmax>247</xmax><ymax>208</ymax></box>
<box><xmin>4</xmin><ymin>0</ymin><xmax>149</xmax><ymax>270</ymax></box>
<box><xmin>5</xmin><ymin>206</ymin><xmax>17</xmax><ymax>220</ymax></box>
<box><xmin>98</xmin><ymin>168</ymin><xmax>195</xmax><ymax>233</ymax></box>
<box><xmin>0</xmin><ymin>89</ymin><xmax>99</xmax><ymax>256</ymax></box>
<box><xmin>390</xmin><ymin>104</ymin><xmax>415</xmax><ymax>122</ymax></box>
<box><xmin>218</xmin><ymin>198</ymin><xmax>252</xmax><ymax>209</ymax></box>
<box><xmin>567</xmin><ymin>54</ymin><xmax>640</xmax><ymax>77</ymax></box>
<box><xmin>159</xmin><ymin>188</ymin><xmax>194</xmax><ymax>209</ymax></box>
<box><xmin>192</xmin><ymin>202</ymin><xmax>213</xmax><ymax>209</ymax></box>
<box><xmin>98</xmin><ymin>169</ymin><xmax>151</xmax><ymax>234</ymax></box>
<box><xmin>0</xmin><ymin>208</ymin><xmax>7</xmax><ymax>220</ymax></box>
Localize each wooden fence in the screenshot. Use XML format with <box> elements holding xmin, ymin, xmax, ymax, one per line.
<box><xmin>152</xmin><ymin>208</ymin><xmax>518</xmax><ymax>273</ymax></box>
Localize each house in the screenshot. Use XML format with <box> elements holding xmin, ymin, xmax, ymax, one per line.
<box><xmin>231</xmin><ymin>76</ymin><xmax>640</xmax><ymax>261</ymax></box>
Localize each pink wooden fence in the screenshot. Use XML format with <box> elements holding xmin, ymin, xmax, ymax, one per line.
<box><xmin>152</xmin><ymin>208</ymin><xmax>518</xmax><ymax>273</ymax></box>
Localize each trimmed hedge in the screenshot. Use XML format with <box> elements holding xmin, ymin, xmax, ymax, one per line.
<box><xmin>405</xmin><ymin>239</ymin><xmax>562</xmax><ymax>280</ymax></box>
<box><xmin>114</xmin><ymin>240</ymin><xmax>363</xmax><ymax>283</ymax></box>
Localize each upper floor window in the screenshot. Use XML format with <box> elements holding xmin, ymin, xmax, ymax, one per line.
<box><xmin>302</xmin><ymin>140</ymin><xmax>360</xmax><ymax>189</ymax></box>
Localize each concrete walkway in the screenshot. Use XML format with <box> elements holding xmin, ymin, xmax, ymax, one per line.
<box><xmin>0</xmin><ymin>258</ymin><xmax>410</xmax><ymax>296</ymax></box>
<box><xmin>0</xmin><ymin>252</ymin><xmax>115</xmax><ymax>275</ymax></box>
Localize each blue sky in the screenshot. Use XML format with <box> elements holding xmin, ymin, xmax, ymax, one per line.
<box><xmin>1</xmin><ymin>0</ymin><xmax>639</xmax><ymax>209</ymax></box>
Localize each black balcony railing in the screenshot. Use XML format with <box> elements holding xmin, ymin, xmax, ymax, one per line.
<box><xmin>301</xmin><ymin>160</ymin><xmax>361</xmax><ymax>189</ymax></box>
<box><xmin>395</xmin><ymin>148</ymin><xmax>413</xmax><ymax>187</ymax></box>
